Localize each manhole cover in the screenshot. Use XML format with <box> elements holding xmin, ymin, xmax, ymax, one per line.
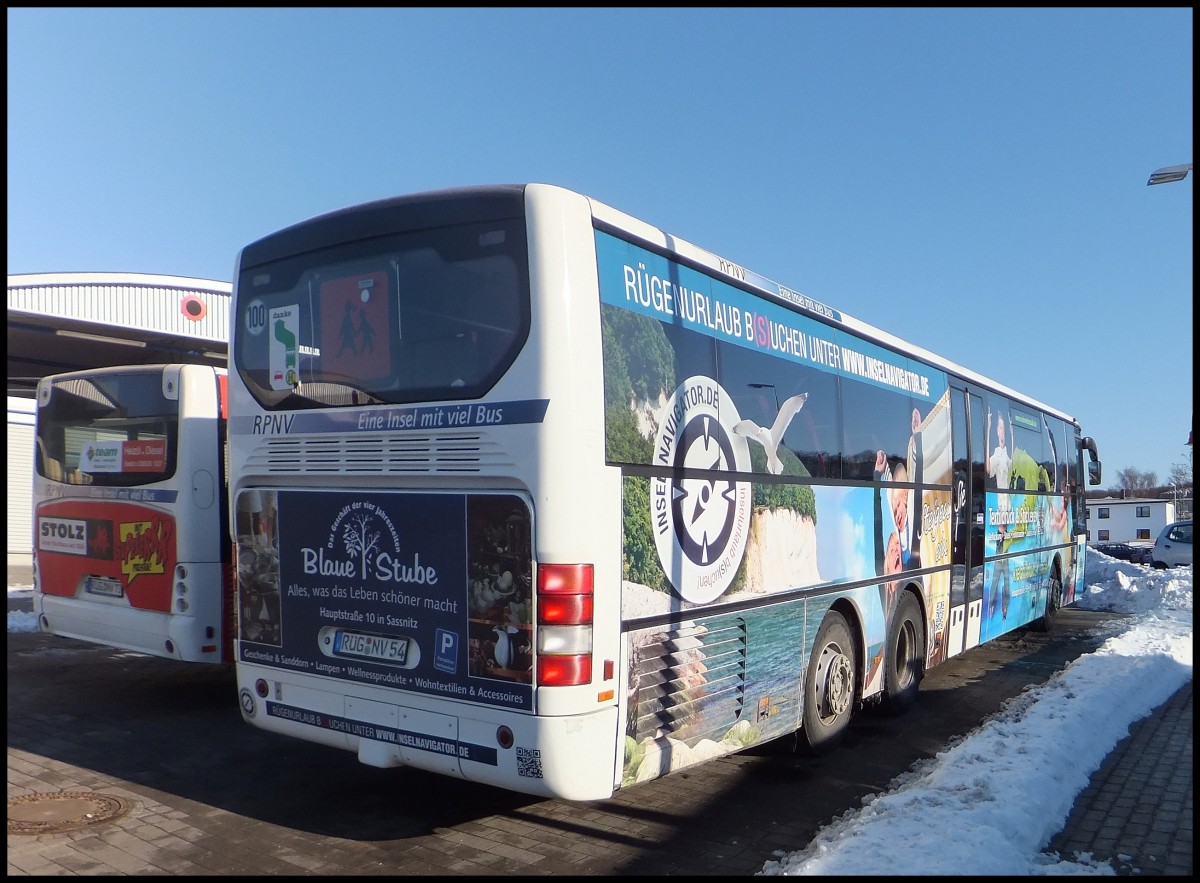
<box><xmin>8</xmin><ymin>791</ymin><xmax>132</xmax><ymax>835</ymax></box>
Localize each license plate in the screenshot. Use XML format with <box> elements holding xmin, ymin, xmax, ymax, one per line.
<box><xmin>333</xmin><ymin>630</ymin><xmax>410</xmax><ymax>665</ymax></box>
<box><xmin>85</xmin><ymin>577</ymin><xmax>124</xmax><ymax>598</ymax></box>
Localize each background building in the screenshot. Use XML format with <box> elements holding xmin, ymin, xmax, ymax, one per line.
<box><xmin>7</xmin><ymin>272</ymin><xmax>231</xmax><ymax>582</ymax></box>
<box><xmin>1084</xmin><ymin>496</ymin><xmax>1181</xmax><ymax>545</ymax></box>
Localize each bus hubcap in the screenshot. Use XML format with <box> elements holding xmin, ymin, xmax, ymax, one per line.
<box><xmin>817</xmin><ymin>645</ymin><xmax>853</xmax><ymax>719</ymax></box>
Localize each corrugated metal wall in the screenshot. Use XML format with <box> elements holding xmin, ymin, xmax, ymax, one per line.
<box><xmin>7</xmin><ymin>397</ymin><xmax>36</xmax><ymax>563</ymax></box>
<box><xmin>7</xmin><ymin>272</ymin><xmax>231</xmax><ymax>343</ymax></box>
<box><xmin>7</xmin><ymin>273</ymin><xmax>233</xmax><ymax>580</ymax></box>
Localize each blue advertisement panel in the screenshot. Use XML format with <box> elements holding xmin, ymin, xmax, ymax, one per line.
<box><xmin>978</xmin><ymin>489</ymin><xmax>1066</xmax><ymax>641</ymax></box>
<box><xmin>236</xmin><ymin>489</ymin><xmax>533</xmax><ymax>711</ymax></box>
<box><xmin>597</xmin><ymin>229</ymin><xmax>956</xmax><ymax>641</ymax></box>
<box><xmin>597</xmin><ymin>226</ymin><xmax>962</xmax><ymax>778</ymax></box>
<box><xmin>595</xmin><ymin>231</ymin><xmax>947</xmax><ymax>405</ymax></box>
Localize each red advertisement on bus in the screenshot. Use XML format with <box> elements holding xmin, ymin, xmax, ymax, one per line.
<box><xmin>36</xmin><ymin>499</ymin><xmax>178</xmax><ymax>613</ymax></box>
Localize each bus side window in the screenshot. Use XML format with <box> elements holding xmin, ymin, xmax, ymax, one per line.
<box><xmin>842</xmin><ymin>436</ymin><xmax>882</xmax><ymax>481</ymax></box>
<box><xmin>793</xmin><ymin>410</ymin><xmax>838</xmax><ymax>479</ymax></box>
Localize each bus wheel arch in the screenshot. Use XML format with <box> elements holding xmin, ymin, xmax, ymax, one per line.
<box><xmin>882</xmin><ymin>587</ymin><xmax>925</xmax><ymax>716</ymax></box>
<box><xmin>1030</xmin><ymin>558</ymin><xmax>1063</xmax><ymax>633</ymax></box>
<box><xmin>798</xmin><ymin>604</ymin><xmax>860</xmax><ymax>756</ymax></box>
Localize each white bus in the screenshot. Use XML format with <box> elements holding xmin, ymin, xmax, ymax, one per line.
<box><xmin>227</xmin><ymin>184</ymin><xmax>1101</xmax><ymax>800</ymax></box>
<box><xmin>33</xmin><ymin>363</ymin><xmax>233</xmax><ymax>663</ymax></box>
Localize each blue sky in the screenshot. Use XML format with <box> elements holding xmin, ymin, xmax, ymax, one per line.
<box><xmin>6</xmin><ymin>8</ymin><xmax>1193</xmax><ymax>483</ymax></box>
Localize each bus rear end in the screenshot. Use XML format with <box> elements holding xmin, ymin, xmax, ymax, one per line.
<box><xmin>33</xmin><ymin>364</ymin><xmax>232</xmax><ymax>663</ymax></box>
<box><xmin>228</xmin><ymin>185</ymin><xmax>625</xmax><ymax>800</ymax></box>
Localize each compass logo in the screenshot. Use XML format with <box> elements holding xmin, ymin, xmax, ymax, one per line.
<box><xmin>650</xmin><ymin>376</ymin><xmax>751</xmax><ymax>604</ymax></box>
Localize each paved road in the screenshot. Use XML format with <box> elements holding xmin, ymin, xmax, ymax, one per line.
<box><xmin>6</xmin><ymin>606</ymin><xmax>1140</xmax><ymax>875</ymax></box>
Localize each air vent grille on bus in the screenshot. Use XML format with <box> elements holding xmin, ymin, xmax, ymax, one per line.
<box><xmin>247</xmin><ymin>433</ymin><xmax>511</xmax><ymax>474</ymax></box>
<box><xmin>628</xmin><ymin>619</ymin><xmax>747</xmax><ymax>744</ymax></box>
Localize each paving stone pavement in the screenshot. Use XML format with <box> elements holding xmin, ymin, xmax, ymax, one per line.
<box><xmin>7</xmin><ymin>574</ymin><xmax>1192</xmax><ymax>876</ymax></box>
<box><xmin>1047</xmin><ymin>681</ymin><xmax>1192</xmax><ymax>876</ymax></box>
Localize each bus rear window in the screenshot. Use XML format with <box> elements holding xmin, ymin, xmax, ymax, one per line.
<box><xmin>36</xmin><ymin>373</ymin><xmax>178</xmax><ymax>486</ymax></box>
<box><xmin>234</xmin><ymin>218</ymin><xmax>529</xmax><ymax>409</ymax></box>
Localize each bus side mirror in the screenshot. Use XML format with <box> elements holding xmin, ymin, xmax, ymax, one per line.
<box><xmin>1088</xmin><ymin>460</ymin><xmax>1102</xmax><ymax>486</ymax></box>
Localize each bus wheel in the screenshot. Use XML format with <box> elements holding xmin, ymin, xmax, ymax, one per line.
<box><xmin>799</xmin><ymin>610</ymin><xmax>857</xmax><ymax>756</ymax></box>
<box><xmin>882</xmin><ymin>591</ymin><xmax>925</xmax><ymax>716</ymax></box>
<box><xmin>1030</xmin><ymin>567</ymin><xmax>1062</xmax><ymax>633</ymax></box>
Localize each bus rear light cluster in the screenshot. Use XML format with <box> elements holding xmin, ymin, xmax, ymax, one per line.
<box><xmin>174</xmin><ymin>564</ymin><xmax>189</xmax><ymax>612</ymax></box>
<box><xmin>535</xmin><ymin>563</ymin><xmax>593</xmax><ymax>687</ymax></box>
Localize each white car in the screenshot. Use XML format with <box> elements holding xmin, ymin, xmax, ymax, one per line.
<box><xmin>1150</xmin><ymin>520</ymin><xmax>1193</xmax><ymax>569</ymax></box>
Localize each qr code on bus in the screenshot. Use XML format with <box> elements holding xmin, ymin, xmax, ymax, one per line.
<box><xmin>516</xmin><ymin>747</ymin><xmax>543</xmax><ymax>779</ymax></box>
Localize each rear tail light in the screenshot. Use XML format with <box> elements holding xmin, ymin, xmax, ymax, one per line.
<box><xmin>538</xmin><ymin>594</ymin><xmax>593</xmax><ymax>624</ymax></box>
<box><xmin>538</xmin><ymin>654</ymin><xmax>592</xmax><ymax>686</ymax></box>
<box><xmin>535</xmin><ymin>563</ymin><xmax>593</xmax><ymax>687</ymax></box>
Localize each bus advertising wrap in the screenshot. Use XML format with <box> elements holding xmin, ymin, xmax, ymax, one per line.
<box><xmin>236</xmin><ymin>489</ymin><xmax>534</xmax><ymax>711</ymax></box>
<box><xmin>36</xmin><ymin>499</ymin><xmax>177</xmax><ymax>610</ymax></box>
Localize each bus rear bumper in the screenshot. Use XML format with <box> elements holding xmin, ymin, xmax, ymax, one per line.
<box><xmin>34</xmin><ymin>591</ymin><xmax>225</xmax><ymax>663</ymax></box>
<box><xmin>236</xmin><ymin>661</ymin><xmax>621</xmax><ymax>801</ymax></box>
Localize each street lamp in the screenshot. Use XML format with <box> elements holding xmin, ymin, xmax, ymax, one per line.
<box><xmin>1146</xmin><ymin>165</ymin><xmax>1191</xmax><ymax>449</ymax></box>
<box><xmin>1147</xmin><ymin>163</ymin><xmax>1192</xmax><ymax>186</ymax></box>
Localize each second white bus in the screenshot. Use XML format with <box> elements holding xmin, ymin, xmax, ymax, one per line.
<box><xmin>33</xmin><ymin>363</ymin><xmax>234</xmax><ymax>663</ymax></box>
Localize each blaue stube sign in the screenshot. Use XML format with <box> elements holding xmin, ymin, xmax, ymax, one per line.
<box><xmin>243</xmin><ymin>489</ymin><xmax>532</xmax><ymax>711</ymax></box>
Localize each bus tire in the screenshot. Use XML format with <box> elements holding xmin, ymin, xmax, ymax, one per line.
<box><xmin>882</xmin><ymin>590</ymin><xmax>925</xmax><ymax>716</ymax></box>
<box><xmin>1030</xmin><ymin>566</ymin><xmax>1062</xmax><ymax>633</ymax></box>
<box><xmin>799</xmin><ymin>609</ymin><xmax>857</xmax><ymax>756</ymax></box>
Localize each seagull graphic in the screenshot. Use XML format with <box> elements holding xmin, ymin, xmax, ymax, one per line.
<box><xmin>732</xmin><ymin>392</ymin><xmax>809</xmax><ymax>475</ymax></box>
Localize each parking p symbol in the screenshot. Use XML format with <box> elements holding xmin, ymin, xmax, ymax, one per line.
<box><xmin>434</xmin><ymin>628</ymin><xmax>459</xmax><ymax>675</ymax></box>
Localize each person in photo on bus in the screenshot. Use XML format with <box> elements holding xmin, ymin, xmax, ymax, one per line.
<box><xmin>985</xmin><ymin>407</ymin><xmax>1013</xmax><ymax>620</ymax></box>
<box><xmin>1048</xmin><ymin>492</ymin><xmax>1069</xmax><ymax>539</ymax></box>
<box><xmin>1043</xmin><ymin>418</ymin><xmax>1066</xmax><ymax>531</ymax></box>
<box><xmin>888</xmin><ymin>407</ymin><xmax>927</xmax><ymax>570</ymax></box>
<box><xmin>873</xmin><ymin>449</ymin><xmax>905</xmax><ymax>612</ymax></box>
<box><xmin>987</xmin><ymin>534</ymin><xmax>1013</xmax><ymax>621</ymax></box>
<box><xmin>874</xmin><ymin>407</ymin><xmax>926</xmax><ymax>573</ymax></box>
<box><xmin>986</xmin><ymin>407</ymin><xmax>1012</xmax><ymax>490</ymax></box>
